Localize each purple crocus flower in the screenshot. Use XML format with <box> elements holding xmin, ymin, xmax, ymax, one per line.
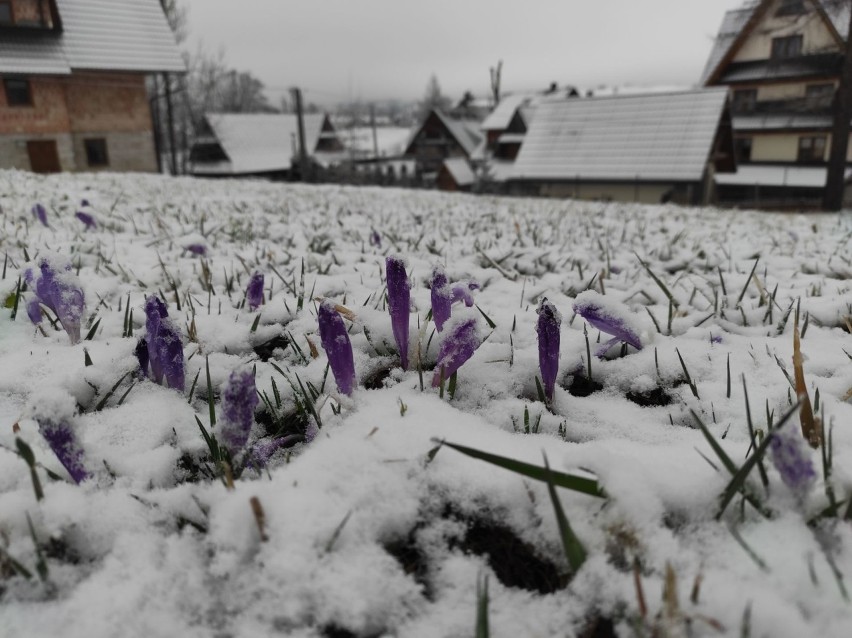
<box><xmin>24</xmin><ymin>256</ymin><xmax>86</xmax><ymax>343</ymax></box>
<box><xmin>247</xmin><ymin>434</ymin><xmax>304</xmax><ymax>469</ymax></box>
<box><xmin>430</xmin><ymin>265</ymin><xmax>479</xmax><ymax>332</ymax></box>
<box><xmin>142</xmin><ymin>296</ymin><xmax>185</xmax><ymax>391</ymax></box>
<box><xmin>185</xmin><ymin>244</ymin><xmax>207</xmax><ymax>257</ymax></box>
<box><xmin>431</xmin><ymin>317</ymin><xmax>480</xmax><ymax>387</ymax></box>
<box><xmin>75</xmin><ymin>211</ymin><xmax>97</xmax><ymax>230</ymax></box>
<box><xmin>219</xmin><ymin>369</ymin><xmax>259</xmax><ymax>456</ymax></box>
<box><xmin>369</xmin><ymin>230</ymin><xmax>381</xmax><ymax>248</ymax></box>
<box><xmin>386</xmin><ymin>256</ymin><xmax>411</xmax><ymax>370</ymax></box>
<box><xmin>80</xmin><ymin>198</ymin><xmax>91</xmax><ymax>208</ymax></box>
<box><xmin>246</xmin><ymin>272</ymin><xmax>264</xmax><ymax>311</ymax></box>
<box><xmin>318</xmin><ymin>300</ymin><xmax>356</xmax><ymax>395</ymax></box>
<box><xmin>32</xmin><ymin>203</ymin><xmax>48</xmax><ymax>227</ymax></box>
<box><xmin>536</xmin><ymin>299</ymin><xmax>562</xmax><ymax>403</ymax></box>
<box><xmin>770</xmin><ymin>422</ymin><xmax>817</xmax><ymax>498</ymax></box>
<box><xmin>573</xmin><ymin>290</ymin><xmax>642</xmax><ymax>358</ymax></box>
<box><xmin>37</xmin><ymin>418</ymin><xmax>90</xmax><ymax>484</ymax></box>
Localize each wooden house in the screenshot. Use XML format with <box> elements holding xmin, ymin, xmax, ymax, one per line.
<box><xmin>0</xmin><ymin>0</ymin><xmax>184</xmax><ymax>173</ymax></box>
<box><xmin>703</xmin><ymin>0</ymin><xmax>852</xmax><ymax>208</ymax></box>
<box><xmin>403</xmin><ymin>109</ymin><xmax>482</xmax><ymax>182</ymax></box>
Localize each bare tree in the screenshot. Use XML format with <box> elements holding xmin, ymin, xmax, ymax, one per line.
<box><xmin>417</xmin><ymin>74</ymin><xmax>452</xmax><ymax>120</ymax></box>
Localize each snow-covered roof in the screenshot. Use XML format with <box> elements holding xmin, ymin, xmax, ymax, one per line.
<box><xmin>199</xmin><ymin>113</ymin><xmax>329</xmax><ymax>175</ymax></box>
<box><xmin>714</xmin><ymin>163</ymin><xmax>852</xmax><ymax>188</ymax></box>
<box><xmin>701</xmin><ymin>0</ymin><xmax>849</xmax><ymax>85</ymax></box>
<box><xmin>0</xmin><ymin>0</ymin><xmax>184</xmax><ymax>75</ymax></box>
<box><xmin>435</xmin><ymin>111</ymin><xmax>483</xmax><ymax>156</ymax></box>
<box><xmin>0</xmin><ymin>31</ymin><xmax>71</xmax><ymax>75</ymax></box>
<box><xmin>442</xmin><ymin>157</ymin><xmax>475</xmax><ymax>187</ymax></box>
<box><xmin>510</xmin><ymin>89</ymin><xmax>730</xmax><ymax>184</ymax></box>
<box><xmin>481</xmin><ymin>94</ymin><xmax>535</xmax><ymax>131</ymax></box>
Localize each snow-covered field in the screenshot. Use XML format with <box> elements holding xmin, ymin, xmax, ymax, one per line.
<box><xmin>0</xmin><ymin>170</ymin><xmax>850</xmax><ymax>638</ymax></box>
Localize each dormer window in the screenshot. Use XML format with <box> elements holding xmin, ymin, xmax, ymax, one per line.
<box><xmin>0</xmin><ymin>1</ymin><xmax>12</xmax><ymax>25</ymax></box>
<box><xmin>776</xmin><ymin>1</ymin><xmax>807</xmax><ymax>17</ymax></box>
<box><xmin>771</xmin><ymin>34</ymin><xmax>803</xmax><ymax>60</ymax></box>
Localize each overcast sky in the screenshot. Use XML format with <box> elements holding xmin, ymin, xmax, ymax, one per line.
<box><xmin>181</xmin><ymin>0</ymin><xmax>746</xmax><ymax>106</ymax></box>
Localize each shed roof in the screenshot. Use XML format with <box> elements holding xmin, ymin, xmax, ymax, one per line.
<box><xmin>0</xmin><ymin>0</ymin><xmax>184</xmax><ymax>75</ymax></box>
<box><xmin>201</xmin><ymin>113</ymin><xmax>329</xmax><ymax>175</ymax></box>
<box><xmin>510</xmin><ymin>89</ymin><xmax>731</xmax><ymax>184</ymax></box>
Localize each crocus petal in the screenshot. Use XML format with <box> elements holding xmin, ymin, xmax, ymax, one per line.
<box><xmin>770</xmin><ymin>422</ymin><xmax>817</xmax><ymax>497</ymax></box>
<box><xmin>246</xmin><ymin>435</ymin><xmax>303</xmax><ymax>469</ymax></box>
<box><xmin>26</xmin><ymin>298</ymin><xmax>43</xmax><ymax>325</ymax></box>
<box><xmin>157</xmin><ymin>319</ymin><xmax>185</xmax><ymax>391</ymax></box>
<box><xmin>75</xmin><ymin>211</ymin><xmax>97</xmax><ymax>230</ymax></box>
<box><xmin>24</xmin><ymin>256</ymin><xmax>86</xmax><ymax>343</ymax></box>
<box><xmin>37</xmin><ymin>419</ymin><xmax>90</xmax><ymax>484</ymax></box>
<box><xmin>536</xmin><ymin>299</ymin><xmax>562</xmax><ymax>402</ymax></box>
<box><xmin>450</xmin><ymin>284</ymin><xmax>476</xmax><ymax>307</ymax></box>
<box><xmin>573</xmin><ymin>290</ymin><xmax>642</xmax><ymax>351</ymax></box>
<box><xmin>246</xmin><ymin>272</ymin><xmax>264</xmax><ymax>311</ymax></box>
<box><xmin>185</xmin><ymin>244</ymin><xmax>206</xmax><ymax>256</ymax></box>
<box><xmin>369</xmin><ymin>230</ymin><xmax>381</xmax><ymax>247</ymax></box>
<box><xmin>386</xmin><ymin>256</ymin><xmax>410</xmax><ymax>369</ymax></box>
<box><xmin>32</xmin><ymin>203</ymin><xmax>48</xmax><ymax>227</ymax></box>
<box><xmin>144</xmin><ymin>297</ymin><xmax>168</xmax><ymax>383</ymax></box>
<box><xmin>431</xmin><ymin>317</ymin><xmax>480</xmax><ymax>387</ymax></box>
<box><xmin>318</xmin><ymin>300</ymin><xmax>356</xmax><ymax>395</ymax></box>
<box><xmin>430</xmin><ymin>265</ymin><xmax>451</xmax><ymax>332</ymax></box>
<box><xmin>219</xmin><ymin>369</ymin><xmax>259</xmax><ymax>456</ymax></box>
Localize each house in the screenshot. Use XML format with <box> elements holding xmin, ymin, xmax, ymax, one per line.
<box><xmin>702</xmin><ymin>0</ymin><xmax>852</xmax><ymax>207</ymax></box>
<box><xmin>188</xmin><ymin>113</ymin><xmax>345</xmax><ymax>179</ymax></box>
<box><xmin>0</xmin><ymin>0</ymin><xmax>184</xmax><ymax>173</ymax></box>
<box><xmin>436</xmin><ymin>157</ymin><xmax>475</xmax><ymax>192</ymax></box>
<box><xmin>505</xmin><ymin>88</ymin><xmax>736</xmax><ymax>205</ymax></box>
<box><xmin>403</xmin><ymin>109</ymin><xmax>483</xmax><ymax>182</ymax></box>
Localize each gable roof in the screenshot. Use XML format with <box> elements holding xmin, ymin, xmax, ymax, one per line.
<box><xmin>509</xmin><ymin>89</ymin><xmax>731</xmax><ymax>183</ymax></box>
<box><xmin>0</xmin><ymin>0</ymin><xmax>184</xmax><ymax>75</ymax></box>
<box><xmin>702</xmin><ymin>0</ymin><xmax>847</xmax><ymax>85</ymax></box>
<box><xmin>201</xmin><ymin>113</ymin><xmax>330</xmax><ymax>174</ymax></box>
<box><xmin>481</xmin><ymin>94</ymin><xmax>536</xmax><ymax>131</ymax></box>
<box><xmin>405</xmin><ymin>110</ymin><xmax>483</xmax><ymax>157</ymax></box>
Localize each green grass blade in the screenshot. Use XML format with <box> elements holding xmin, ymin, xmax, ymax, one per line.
<box><xmin>438</xmin><ymin>439</ymin><xmax>606</xmax><ymax>498</ymax></box>
<box><xmin>543</xmin><ymin>453</ymin><xmax>587</xmax><ymax>573</ymax></box>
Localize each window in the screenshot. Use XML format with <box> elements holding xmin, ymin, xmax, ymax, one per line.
<box><xmin>797</xmin><ymin>136</ymin><xmax>826</xmax><ymax>163</ymax></box>
<box><xmin>0</xmin><ymin>1</ymin><xmax>12</xmax><ymax>25</ymax></box>
<box><xmin>3</xmin><ymin>78</ymin><xmax>31</xmax><ymax>106</ymax></box>
<box><xmin>732</xmin><ymin>89</ymin><xmax>758</xmax><ymax>112</ymax></box>
<box><xmin>805</xmin><ymin>83</ymin><xmax>834</xmax><ymax>107</ymax></box>
<box><xmin>735</xmin><ymin>137</ymin><xmax>753</xmax><ymax>163</ymax></box>
<box><xmin>776</xmin><ymin>0</ymin><xmax>807</xmax><ymax>16</ymax></box>
<box><xmin>84</xmin><ymin>138</ymin><xmax>109</xmax><ymax>167</ymax></box>
<box><xmin>771</xmin><ymin>35</ymin><xmax>803</xmax><ymax>60</ymax></box>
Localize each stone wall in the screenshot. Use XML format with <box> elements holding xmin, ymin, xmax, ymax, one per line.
<box><xmin>0</xmin><ymin>132</ymin><xmax>74</xmax><ymax>171</ymax></box>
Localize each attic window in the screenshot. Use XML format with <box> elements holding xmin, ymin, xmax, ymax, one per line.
<box><xmin>771</xmin><ymin>35</ymin><xmax>803</xmax><ymax>59</ymax></box>
<box><xmin>0</xmin><ymin>1</ymin><xmax>12</xmax><ymax>25</ymax></box>
<box><xmin>776</xmin><ymin>1</ymin><xmax>807</xmax><ymax>17</ymax></box>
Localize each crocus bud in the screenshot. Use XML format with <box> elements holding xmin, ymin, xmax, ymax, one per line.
<box><xmin>24</xmin><ymin>255</ymin><xmax>86</xmax><ymax>344</ymax></box>
<box><xmin>431</xmin><ymin>317</ymin><xmax>480</xmax><ymax>387</ymax></box>
<box><xmin>386</xmin><ymin>256</ymin><xmax>410</xmax><ymax>370</ymax></box>
<box><xmin>30</xmin><ymin>391</ymin><xmax>89</xmax><ymax>484</ymax></box>
<box><xmin>246</xmin><ymin>272</ymin><xmax>264</xmax><ymax>311</ymax></box>
<box><xmin>219</xmin><ymin>369</ymin><xmax>258</xmax><ymax>456</ymax></box>
<box><xmin>32</xmin><ymin>203</ymin><xmax>48</xmax><ymax>227</ymax></box>
<box><xmin>770</xmin><ymin>422</ymin><xmax>817</xmax><ymax>499</ymax></box>
<box><xmin>573</xmin><ymin>290</ymin><xmax>642</xmax><ymax>357</ymax></box>
<box><xmin>318</xmin><ymin>300</ymin><xmax>356</xmax><ymax>395</ymax></box>
<box><xmin>143</xmin><ymin>296</ymin><xmax>185</xmax><ymax>391</ymax></box>
<box><xmin>536</xmin><ymin>299</ymin><xmax>562</xmax><ymax>403</ymax></box>
<box><xmin>430</xmin><ymin>265</ymin><xmax>478</xmax><ymax>332</ymax></box>
<box><xmin>75</xmin><ymin>211</ymin><xmax>97</xmax><ymax>230</ymax></box>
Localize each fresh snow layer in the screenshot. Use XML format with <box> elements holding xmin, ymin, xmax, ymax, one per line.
<box><xmin>0</xmin><ymin>169</ymin><xmax>850</xmax><ymax>637</ymax></box>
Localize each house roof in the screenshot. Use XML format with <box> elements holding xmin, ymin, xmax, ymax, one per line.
<box><xmin>509</xmin><ymin>88</ymin><xmax>731</xmax><ymax>183</ymax></box>
<box><xmin>200</xmin><ymin>113</ymin><xmax>330</xmax><ymax>175</ymax></box>
<box><xmin>0</xmin><ymin>0</ymin><xmax>184</xmax><ymax>75</ymax></box>
<box><xmin>405</xmin><ymin>110</ymin><xmax>483</xmax><ymax>158</ymax></box>
<box><xmin>0</xmin><ymin>31</ymin><xmax>71</xmax><ymax>75</ymax></box>
<box><xmin>442</xmin><ymin>157</ymin><xmax>475</xmax><ymax>187</ymax></box>
<box><xmin>701</xmin><ymin>0</ymin><xmax>848</xmax><ymax>86</ymax></box>
<box><xmin>481</xmin><ymin>94</ymin><xmax>535</xmax><ymax>131</ymax></box>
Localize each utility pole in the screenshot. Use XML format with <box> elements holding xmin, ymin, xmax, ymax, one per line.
<box><xmin>163</xmin><ymin>72</ymin><xmax>178</xmax><ymax>175</ymax></box>
<box><xmin>291</xmin><ymin>87</ymin><xmax>309</xmax><ymax>181</ymax></box>
<box><xmin>370</xmin><ymin>103</ymin><xmax>379</xmax><ymax>160</ymax></box>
